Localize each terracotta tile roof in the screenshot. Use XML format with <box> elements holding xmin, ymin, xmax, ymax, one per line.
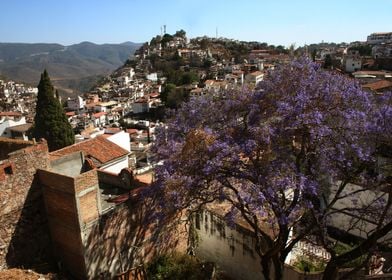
<box><xmin>362</xmin><ymin>80</ymin><xmax>392</xmax><ymax>91</ymax></box>
<box><xmin>0</xmin><ymin>112</ymin><xmax>22</xmax><ymax>117</ymax></box>
<box><xmin>65</xmin><ymin>111</ymin><xmax>76</xmax><ymax>116</ymax></box>
<box><xmin>49</xmin><ymin>136</ymin><xmax>129</xmax><ymax>165</ymax></box>
<box><xmin>248</xmin><ymin>71</ymin><xmax>264</xmax><ymax>76</ymax></box>
<box><xmin>93</xmin><ymin>112</ymin><xmax>107</xmax><ymax>118</ymax></box>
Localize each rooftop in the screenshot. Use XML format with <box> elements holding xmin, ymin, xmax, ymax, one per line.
<box><xmin>49</xmin><ymin>136</ymin><xmax>129</xmax><ymax>166</ymax></box>
<box><xmin>362</xmin><ymin>80</ymin><xmax>392</xmax><ymax>91</ymax></box>
<box><xmin>8</xmin><ymin>123</ymin><xmax>32</xmax><ymax>133</ymax></box>
<box><xmin>0</xmin><ymin>112</ymin><xmax>22</xmax><ymax>117</ymax></box>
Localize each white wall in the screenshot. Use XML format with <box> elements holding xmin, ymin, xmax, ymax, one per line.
<box><xmin>345</xmin><ymin>57</ymin><xmax>361</xmax><ymax>73</ymax></box>
<box><xmin>328</xmin><ymin>182</ymin><xmax>391</xmax><ymax>242</ymax></box>
<box><xmin>194</xmin><ymin>210</ymin><xmax>263</xmax><ymax>280</ymax></box>
<box><xmin>0</xmin><ymin>116</ymin><xmax>26</xmax><ymax>137</ymax></box>
<box><xmin>107</xmin><ymin>131</ymin><xmax>131</xmax><ymax>152</ymax></box>
<box><xmin>101</xmin><ymin>157</ymin><xmax>129</xmax><ymax>174</ymax></box>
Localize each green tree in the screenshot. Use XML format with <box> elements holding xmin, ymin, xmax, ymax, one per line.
<box><xmin>180</xmin><ymin>71</ymin><xmax>199</xmax><ymax>85</ymax></box>
<box><xmin>323</xmin><ymin>54</ymin><xmax>332</xmax><ymax>69</ymax></box>
<box><xmin>32</xmin><ymin>70</ymin><xmax>74</xmax><ymax>151</ymax></box>
<box><xmin>174</xmin><ymin>29</ymin><xmax>186</xmax><ymax>38</ymax></box>
<box><xmin>161</xmin><ymin>83</ymin><xmax>176</xmax><ymax>104</ymax></box>
<box><xmin>311</xmin><ymin>49</ymin><xmax>317</xmax><ymax>61</ymax></box>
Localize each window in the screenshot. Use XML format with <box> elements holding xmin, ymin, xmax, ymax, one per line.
<box><xmin>4</xmin><ymin>165</ymin><xmax>13</xmax><ymax>175</ymax></box>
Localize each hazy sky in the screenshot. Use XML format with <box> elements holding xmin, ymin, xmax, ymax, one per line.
<box><xmin>1</xmin><ymin>0</ymin><xmax>392</xmax><ymax>46</ymax></box>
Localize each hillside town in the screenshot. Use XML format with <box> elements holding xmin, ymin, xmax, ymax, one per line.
<box><xmin>0</xmin><ymin>30</ymin><xmax>392</xmax><ymax>280</ymax></box>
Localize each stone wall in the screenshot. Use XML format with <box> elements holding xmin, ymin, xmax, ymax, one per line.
<box><xmin>0</xmin><ymin>139</ymin><xmax>53</xmax><ymax>271</ymax></box>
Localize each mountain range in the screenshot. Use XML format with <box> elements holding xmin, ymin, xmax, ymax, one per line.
<box><xmin>0</xmin><ymin>41</ymin><xmax>142</xmax><ymax>96</ymax></box>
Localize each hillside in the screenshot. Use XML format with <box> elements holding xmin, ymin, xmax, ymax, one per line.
<box><xmin>0</xmin><ymin>41</ymin><xmax>141</xmax><ymax>96</ymax></box>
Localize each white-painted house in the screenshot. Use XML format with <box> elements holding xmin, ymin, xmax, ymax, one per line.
<box><xmin>342</xmin><ymin>50</ymin><xmax>362</xmax><ymax>73</ymax></box>
<box><xmin>0</xmin><ymin>112</ymin><xmax>26</xmax><ymax>138</ymax></box>
<box><xmin>67</xmin><ymin>96</ymin><xmax>85</xmax><ymax>111</ymax></box>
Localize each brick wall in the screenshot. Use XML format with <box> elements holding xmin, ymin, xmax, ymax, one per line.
<box><xmin>39</xmin><ymin>169</ymin><xmax>89</xmax><ymax>279</ymax></box>
<box><xmin>39</xmin><ymin>168</ymin><xmax>102</xmax><ymax>279</ymax></box>
<box><xmin>82</xmin><ymin>196</ymin><xmax>186</xmax><ymax>279</ymax></box>
<box><xmin>0</xmin><ymin>139</ymin><xmax>52</xmax><ymax>270</ymax></box>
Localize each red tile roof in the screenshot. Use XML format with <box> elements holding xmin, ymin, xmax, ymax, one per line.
<box><xmin>49</xmin><ymin>136</ymin><xmax>129</xmax><ymax>165</ymax></box>
<box><xmin>93</xmin><ymin>112</ymin><xmax>107</xmax><ymax>118</ymax></box>
<box><xmin>65</xmin><ymin>111</ymin><xmax>76</xmax><ymax>116</ymax></box>
<box><xmin>362</xmin><ymin>80</ymin><xmax>392</xmax><ymax>91</ymax></box>
<box><xmin>0</xmin><ymin>112</ymin><xmax>22</xmax><ymax>117</ymax></box>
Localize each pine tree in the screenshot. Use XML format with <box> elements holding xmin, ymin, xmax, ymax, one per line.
<box><xmin>32</xmin><ymin>70</ymin><xmax>74</xmax><ymax>151</ymax></box>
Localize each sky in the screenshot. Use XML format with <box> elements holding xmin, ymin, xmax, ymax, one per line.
<box><xmin>1</xmin><ymin>0</ymin><xmax>392</xmax><ymax>47</ymax></box>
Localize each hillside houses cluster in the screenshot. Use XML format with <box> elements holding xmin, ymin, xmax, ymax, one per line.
<box><xmin>0</xmin><ymin>79</ymin><xmax>37</xmax><ymax>121</ymax></box>
<box><xmin>0</xmin><ymin>31</ymin><xmax>392</xmax><ymax>279</ymax></box>
<box><xmin>313</xmin><ymin>32</ymin><xmax>392</xmax><ymax>81</ymax></box>
<box><xmin>1</xmin><ymin>32</ymin><xmax>392</xmax><ymax>175</ymax></box>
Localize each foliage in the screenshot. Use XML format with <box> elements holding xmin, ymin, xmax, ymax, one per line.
<box><xmin>166</xmin><ymin>87</ymin><xmax>189</xmax><ymax>109</ymax></box>
<box><xmin>161</xmin><ymin>34</ymin><xmax>174</xmax><ymax>46</ymax></box>
<box><xmin>150</xmin><ymin>35</ymin><xmax>162</xmax><ymax>46</ymax></box>
<box><xmin>165</xmin><ymin>69</ymin><xmax>199</xmax><ymax>86</ymax></box>
<box><xmin>150</xmin><ymin>57</ymin><xmax>389</xmax><ymax>280</ymax></box>
<box><xmin>32</xmin><ymin>70</ymin><xmax>74</xmax><ymax>151</ymax></box>
<box><xmin>174</xmin><ymin>30</ymin><xmax>186</xmax><ymax>38</ymax></box>
<box><xmin>294</xmin><ymin>256</ymin><xmax>326</xmax><ymax>272</ymax></box>
<box><xmin>146</xmin><ymin>254</ymin><xmax>206</xmax><ymax>280</ymax></box>
<box><xmin>348</xmin><ymin>45</ymin><xmax>372</xmax><ymax>56</ymax></box>
<box><xmin>161</xmin><ymin>83</ymin><xmax>176</xmax><ymax>104</ymax></box>
<box><xmin>312</xmin><ymin>49</ymin><xmax>317</xmax><ymax>61</ymax></box>
<box><xmin>323</xmin><ymin>54</ymin><xmax>332</xmax><ymax>68</ymax></box>
<box><xmin>333</xmin><ymin>242</ymin><xmax>367</xmax><ymax>268</ymax></box>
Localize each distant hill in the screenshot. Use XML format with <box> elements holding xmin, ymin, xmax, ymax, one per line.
<box><xmin>0</xmin><ymin>41</ymin><xmax>142</xmax><ymax>96</ymax></box>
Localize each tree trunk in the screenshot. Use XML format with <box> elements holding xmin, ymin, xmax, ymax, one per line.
<box><xmin>322</xmin><ymin>260</ymin><xmax>339</xmax><ymax>280</ymax></box>
<box><xmin>273</xmin><ymin>255</ymin><xmax>284</xmax><ymax>280</ymax></box>
<box><xmin>261</xmin><ymin>258</ymin><xmax>271</xmax><ymax>280</ymax></box>
<box><xmin>261</xmin><ymin>256</ymin><xmax>285</xmax><ymax>280</ymax></box>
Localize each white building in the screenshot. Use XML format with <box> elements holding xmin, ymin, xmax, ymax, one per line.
<box><xmin>342</xmin><ymin>50</ymin><xmax>362</xmax><ymax>73</ymax></box>
<box><xmin>372</xmin><ymin>44</ymin><xmax>392</xmax><ymax>58</ymax></box>
<box><xmin>105</xmin><ymin>130</ymin><xmax>131</xmax><ymax>152</ymax></box>
<box><xmin>367</xmin><ymin>32</ymin><xmax>392</xmax><ymax>45</ymax></box>
<box><xmin>245</xmin><ymin>71</ymin><xmax>264</xmax><ymax>86</ymax></box>
<box><xmin>146</xmin><ymin>73</ymin><xmax>158</xmax><ymax>82</ymax></box>
<box><xmin>49</xmin><ymin>136</ymin><xmax>130</xmax><ymax>174</ymax></box>
<box><xmin>67</xmin><ymin>96</ymin><xmax>85</xmax><ymax>111</ymax></box>
<box><xmin>0</xmin><ymin>112</ymin><xmax>26</xmax><ymax>138</ymax></box>
<box><xmin>132</xmin><ymin>100</ymin><xmax>149</xmax><ymax>114</ymax></box>
<box><xmin>94</xmin><ymin>101</ymin><xmax>118</xmax><ymax>113</ymax></box>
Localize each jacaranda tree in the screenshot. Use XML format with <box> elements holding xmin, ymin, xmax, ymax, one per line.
<box><xmin>151</xmin><ymin>57</ymin><xmax>391</xmax><ymax>280</ymax></box>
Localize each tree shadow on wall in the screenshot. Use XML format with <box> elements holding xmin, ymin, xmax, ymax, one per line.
<box><xmin>84</xmin><ymin>178</ymin><xmax>182</xmax><ymax>279</ymax></box>
<box><xmin>6</xmin><ymin>175</ymin><xmax>56</xmax><ymax>273</ymax></box>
